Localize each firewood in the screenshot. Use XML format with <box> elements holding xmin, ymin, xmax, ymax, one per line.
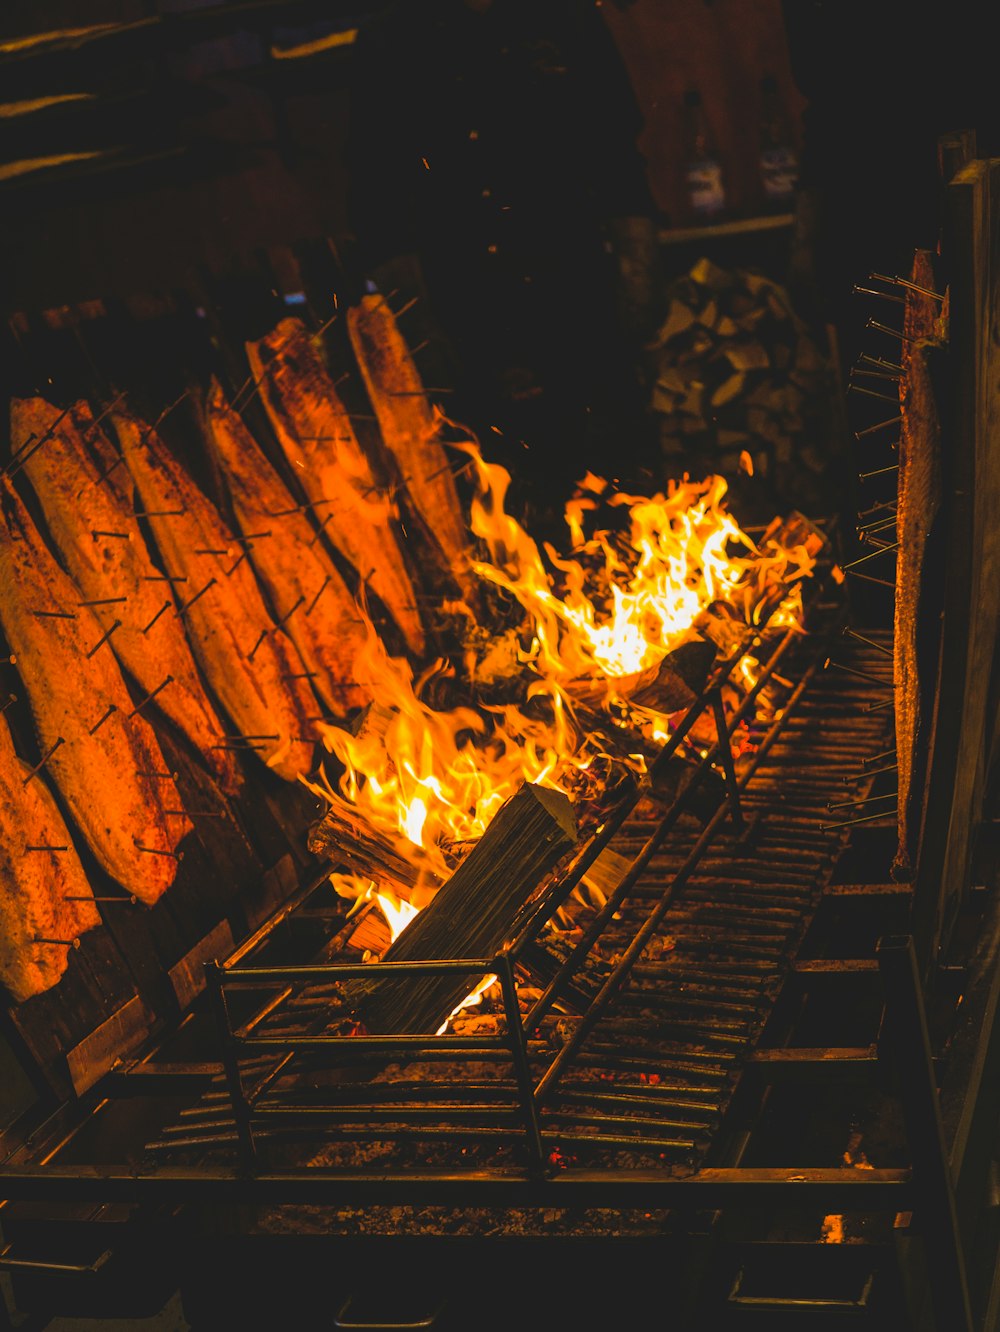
<box><xmin>351</xmin><ymin>782</ymin><xmax>577</xmax><ymax>1035</ymax></box>
<box><xmin>627</xmin><ymin>638</ymin><xmax>718</xmax><ymax>712</ymax></box>
<box><xmin>306</xmin><ymin>798</ymin><xmax>436</xmax><ymax>902</ymax></box>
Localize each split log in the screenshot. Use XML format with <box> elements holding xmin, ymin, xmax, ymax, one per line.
<box><xmin>306</xmin><ymin>798</ymin><xmax>438</xmax><ymax>902</ymax></box>
<box><xmin>351</xmin><ymin>782</ymin><xmax>577</xmax><ymax>1035</ymax></box>
<box><xmin>628</xmin><ymin>638</ymin><xmax>718</xmax><ymax>712</ymax></box>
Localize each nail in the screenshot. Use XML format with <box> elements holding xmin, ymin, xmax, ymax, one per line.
<box><xmin>827</xmin><ymin>790</ymin><xmax>898</xmax><ymax>812</ymax></box>
<box><xmin>866</xmin><ymin>318</ymin><xmax>918</xmax><ymax>343</ymax></box>
<box><xmin>842</xmin><ymin>626</ymin><xmax>894</xmax><ymax>656</ymax></box>
<box><xmin>85</xmin><ymin>618</ymin><xmax>122</xmax><ymax>659</ymax></box>
<box><xmin>129</xmin><ymin>675</ymin><xmax>174</xmax><ymax>718</ymax></box>
<box><xmin>133</xmin><ymin>840</ymin><xmax>182</xmax><ymax>860</ymax></box>
<box><xmin>823</xmin><ymin>659</ymin><xmax>892</xmax><ymax>686</ymax></box>
<box><xmin>175</xmin><ymin>579</ymin><xmax>217</xmax><ymax>618</ymax></box>
<box><xmin>22</xmin><ymin>737</ymin><xmax>65</xmax><ymax>785</ymax></box>
<box><xmin>276</xmin><ymin>594</ymin><xmax>305</xmax><ymax>627</ymax></box>
<box><xmin>855</xmin><ymin>415</ymin><xmax>902</xmax><ymax>438</ymax></box>
<box><xmin>88</xmin><ymin>704</ymin><xmax>118</xmax><ymax>735</ymax></box>
<box><xmin>849</xmin><ymin>384</ymin><xmax>900</xmax><ymax>405</ymax></box>
<box><xmin>305</xmin><ymin>577</ymin><xmax>331</xmax><ymax>617</ymax></box>
<box><xmin>869</xmin><ymin>272</ymin><xmax>944</xmax><ymax>301</ymax></box>
<box><xmin>822</xmin><ymin>805</ymin><xmax>897</xmax><ymax>831</ymax></box>
<box><xmin>141</xmin><ymin>601</ymin><xmax>172</xmax><ymax>635</ymax></box>
<box><xmin>840</xmin><ymin>543</ymin><xmax>899</xmax><ymax>569</ymax></box>
<box><xmin>853</xmin><ymin>284</ymin><xmax>905</xmax><ymax>304</ymax></box>
<box><xmin>65</xmin><ymin>894</ymin><xmax>138</xmax><ymax>904</ymax></box>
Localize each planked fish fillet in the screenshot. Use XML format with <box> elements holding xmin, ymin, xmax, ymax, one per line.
<box><xmin>345</xmin><ymin>294</ymin><xmax>476</xmax><ymax>602</ymax></box>
<box><xmin>245</xmin><ymin>317</ymin><xmax>426</xmax><ymax>656</ymax></box>
<box><xmin>12</xmin><ymin>396</ymin><xmax>241</xmax><ymax>796</ymax></box>
<box><xmin>0</xmin><ymin>478</ymin><xmax>189</xmax><ymax>904</ymax></box>
<box><xmin>0</xmin><ymin>712</ymin><xmax>101</xmax><ymax>1002</ymax></box>
<box><xmin>113</xmin><ymin>410</ymin><xmax>320</xmax><ymax>783</ymax></box>
<box><xmin>204</xmin><ymin>379</ymin><xmax>369</xmax><ymax>715</ymax></box>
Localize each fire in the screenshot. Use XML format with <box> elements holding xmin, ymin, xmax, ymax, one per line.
<box><xmin>464</xmin><ymin>449</ymin><xmax>812</xmax><ymax>691</ymax></box>
<box><xmin>309</xmin><ymin>611</ymin><xmax>598</xmax><ymax>883</ymax></box>
<box><xmin>308</xmin><ymin>444</ymin><xmax>817</xmax><ymax>1007</ymax></box>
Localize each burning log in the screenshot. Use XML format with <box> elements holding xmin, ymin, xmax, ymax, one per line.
<box><xmin>351</xmin><ymin>781</ymin><xmax>577</xmax><ymax>1036</ymax></box>
<box><xmin>627</xmin><ymin>638</ymin><xmax>719</xmax><ymax>713</ymax></box>
<box><xmin>306</xmin><ymin>797</ymin><xmax>437</xmax><ymax>903</ymax></box>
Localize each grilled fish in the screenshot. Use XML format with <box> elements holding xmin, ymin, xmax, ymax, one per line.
<box><xmin>204</xmin><ymin>379</ymin><xmax>369</xmax><ymax>716</ymax></box>
<box><xmin>0</xmin><ymin>711</ymin><xmax>101</xmax><ymax>1002</ymax></box>
<box><xmin>113</xmin><ymin>410</ymin><xmax>320</xmax><ymax>783</ymax></box>
<box><xmin>346</xmin><ymin>294</ymin><xmax>475</xmax><ymax>602</ymax></box>
<box><xmin>245</xmin><ymin>318</ymin><xmax>426</xmax><ymax>656</ymax></box>
<box><xmin>12</xmin><ymin>396</ymin><xmax>241</xmax><ymax>796</ymax></box>
<box><xmin>0</xmin><ymin>477</ymin><xmax>188</xmax><ymax>903</ymax></box>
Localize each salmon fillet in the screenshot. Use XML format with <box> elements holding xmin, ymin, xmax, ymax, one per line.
<box><xmin>0</xmin><ymin>477</ymin><xmax>188</xmax><ymax>903</ymax></box>
<box><xmin>204</xmin><ymin>380</ymin><xmax>369</xmax><ymax>715</ymax></box>
<box><xmin>345</xmin><ymin>294</ymin><xmax>475</xmax><ymax>602</ymax></box>
<box><xmin>0</xmin><ymin>711</ymin><xmax>101</xmax><ymax>1002</ymax></box>
<box><xmin>245</xmin><ymin>317</ymin><xmax>426</xmax><ymax>656</ymax></box>
<box><xmin>113</xmin><ymin>410</ymin><xmax>320</xmax><ymax>783</ymax></box>
<box><xmin>12</xmin><ymin>396</ymin><xmax>241</xmax><ymax>796</ymax></box>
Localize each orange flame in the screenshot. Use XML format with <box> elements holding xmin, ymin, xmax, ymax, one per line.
<box><xmin>310</xmin><ymin>445</ymin><xmax>816</xmax><ymax>1019</ymax></box>
<box><xmin>464</xmin><ymin>449</ymin><xmax>811</xmax><ymax>692</ymax></box>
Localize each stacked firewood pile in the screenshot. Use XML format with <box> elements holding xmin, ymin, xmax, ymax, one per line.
<box><xmin>650</xmin><ymin>257</ymin><xmax>848</xmax><ymax>518</ymax></box>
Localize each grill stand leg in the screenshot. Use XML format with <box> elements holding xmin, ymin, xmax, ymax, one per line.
<box><xmin>877</xmin><ymin>933</ymin><xmax>973</xmax><ymax>1332</ymax></box>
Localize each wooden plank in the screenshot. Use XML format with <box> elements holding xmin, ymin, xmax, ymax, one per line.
<box><xmin>745</xmin><ymin>1046</ymin><xmax>879</xmax><ymax>1084</ymax></box>
<box><xmin>2</xmin><ymin>927</ymin><xmax>139</xmax><ymax>1100</ymax></box>
<box><xmin>167</xmin><ymin>919</ymin><xmax>235</xmax><ymax>1012</ymax></box>
<box><xmin>65</xmin><ymin>994</ymin><xmax>154</xmax><ymax>1097</ymax></box>
<box><xmin>914</xmin><ymin>159</ymin><xmax>1000</xmax><ymax>966</ymax></box>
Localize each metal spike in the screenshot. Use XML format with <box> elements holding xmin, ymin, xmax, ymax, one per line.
<box><xmin>823</xmin><ymin>659</ymin><xmax>892</xmax><ymax>687</ymax></box>
<box><xmin>855</xmin><ymin>414</ymin><xmax>902</xmax><ymax>438</ymax></box>
<box><xmin>848</xmin><ymin>383</ymin><xmax>900</xmax><ymax>405</ymax></box>
<box><xmin>840</xmin><ymin>543</ymin><xmax>899</xmax><ymax>570</ymax></box>
<box><xmin>65</xmin><ymin>894</ymin><xmax>138</xmax><ymax>904</ymax></box>
<box><xmin>866</xmin><ymin>318</ymin><xmax>918</xmax><ymax>343</ymax></box>
<box><xmin>175</xmin><ymin>579</ymin><xmax>217</xmax><ymax>618</ymax></box>
<box><xmin>822</xmin><ymin>805</ymin><xmax>897</xmax><ymax>832</ymax></box>
<box><xmin>141</xmin><ymin>601</ymin><xmax>172</xmax><ymax>635</ymax></box>
<box><xmin>88</xmin><ymin>705</ymin><xmax>118</xmax><ymax>735</ymax></box>
<box><xmin>85</xmin><ymin>618</ymin><xmax>122</xmax><ymax>659</ymax></box>
<box><xmin>133</xmin><ymin>840</ymin><xmax>183</xmax><ymax>860</ymax></box>
<box><xmin>827</xmin><ymin>790</ymin><xmax>898</xmax><ymax>812</ymax></box>
<box><xmin>869</xmin><ymin>272</ymin><xmax>944</xmax><ymax>302</ymax></box>
<box><xmin>21</xmin><ymin>738</ymin><xmax>65</xmax><ymax>785</ymax></box>
<box><xmin>276</xmin><ymin>594</ymin><xmax>305</xmax><ymax>627</ymax></box>
<box><xmin>842</xmin><ymin>626</ymin><xmax>894</xmax><ymax>656</ymax></box>
<box><xmin>129</xmin><ymin>675</ymin><xmax>174</xmax><ymax>718</ymax></box>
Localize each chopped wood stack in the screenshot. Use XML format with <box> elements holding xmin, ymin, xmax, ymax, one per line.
<box><xmin>650</xmin><ymin>258</ymin><xmax>844</xmax><ymax>516</ymax></box>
